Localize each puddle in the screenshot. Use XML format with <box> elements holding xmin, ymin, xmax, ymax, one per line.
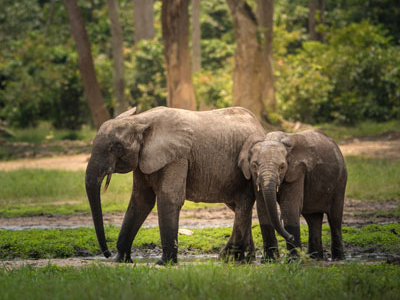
<box><xmin>345</xmin><ymin>252</ymin><xmax>398</xmax><ymax>262</ymax></box>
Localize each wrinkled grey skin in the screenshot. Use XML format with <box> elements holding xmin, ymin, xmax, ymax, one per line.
<box><xmin>239</xmin><ymin>130</ymin><xmax>347</xmax><ymax>260</ymax></box>
<box><xmin>85</xmin><ymin>106</ymin><xmax>265</xmax><ymax>264</ymax></box>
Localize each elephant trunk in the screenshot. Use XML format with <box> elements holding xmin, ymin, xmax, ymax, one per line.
<box><xmin>85</xmin><ymin>158</ymin><xmax>112</xmax><ymax>258</ymax></box>
<box><xmin>262</xmin><ymin>180</ymin><xmax>295</xmax><ymax>244</ymax></box>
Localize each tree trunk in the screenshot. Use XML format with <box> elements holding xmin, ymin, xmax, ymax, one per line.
<box><xmin>226</xmin><ymin>0</ymin><xmax>275</xmax><ymax>124</ymax></box>
<box><xmin>309</xmin><ymin>0</ymin><xmax>325</xmax><ymax>42</ymax></box>
<box><xmin>192</xmin><ymin>0</ymin><xmax>201</xmax><ymax>73</ymax></box>
<box><xmin>63</xmin><ymin>0</ymin><xmax>110</xmax><ymax>129</ymax></box>
<box><xmin>107</xmin><ymin>0</ymin><xmax>128</xmax><ymax>116</ymax></box>
<box><xmin>257</xmin><ymin>0</ymin><xmax>276</xmax><ymax>112</ymax></box>
<box><xmin>133</xmin><ymin>0</ymin><xmax>155</xmax><ymax>44</ymax></box>
<box><xmin>162</xmin><ymin>0</ymin><xmax>197</xmax><ymax>110</ymax></box>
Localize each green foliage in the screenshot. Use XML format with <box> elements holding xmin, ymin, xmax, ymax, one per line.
<box><xmin>125</xmin><ymin>39</ymin><xmax>166</xmax><ymax>111</ymax></box>
<box><xmin>194</xmin><ymin>67</ymin><xmax>233</xmax><ymax>109</ymax></box>
<box><xmin>341</xmin><ymin>223</ymin><xmax>400</xmax><ymax>253</ymax></box>
<box><xmin>199</xmin><ymin>0</ymin><xmax>233</xmax><ymax>42</ymax></box>
<box><xmin>345</xmin><ymin>156</ymin><xmax>400</xmax><ymax>201</ymax></box>
<box><xmin>276</xmin><ymin>21</ymin><xmax>400</xmax><ymax>124</ymax></box>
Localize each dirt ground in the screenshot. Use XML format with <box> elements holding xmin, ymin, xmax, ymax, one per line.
<box><xmin>0</xmin><ymin>131</ymin><xmax>399</xmax><ymax>267</ymax></box>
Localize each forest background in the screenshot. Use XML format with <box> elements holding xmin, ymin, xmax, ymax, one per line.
<box><xmin>0</xmin><ymin>0</ymin><xmax>399</xmax><ymax>132</ymax></box>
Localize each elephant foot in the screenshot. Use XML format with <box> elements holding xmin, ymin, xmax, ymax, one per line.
<box><xmin>156</xmin><ymin>253</ymin><xmax>178</xmax><ymax>266</ymax></box>
<box><xmin>102</xmin><ymin>250</ymin><xmax>112</xmax><ymax>258</ymax></box>
<box><xmin>261</xmin><ymin>247</ymin><xmax>279</xmax><ymax>263</ymax></box>
<box><xmin>114</xmin><ymin>252</ymin><xmax>133</xmax><ymax>263</ymax></box>
<box><xmin>331</xmin><ymin>249</ymin><xmax>345</xmax><ymax>261</ymax></box>
<box><xmin>219</xmin><ymin>244</ymin><xmax>255</xmax><ymax>263</ymax></box>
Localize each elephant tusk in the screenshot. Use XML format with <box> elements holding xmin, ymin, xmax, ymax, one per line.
<box><xmin>276</xmin><ymin>186</ymin><xmax>279</xmax><ymax>193</ymax></box>
<box><xmin>103</xmin><ymin>173</ymin><xmax>112</xmax><ymax>193</ymax></box>
<box><xmin>257</xmin><ymin>185</ymin><xmax>260</xmax><ymax>192</ymax></box>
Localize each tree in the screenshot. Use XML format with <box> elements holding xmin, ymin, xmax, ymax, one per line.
<box><xmin>226</xmin><ymin>0</ymin><xmax>275</xmax><ymax>124</ymax></box>
<box><xmin>107</xmin><ymin>0</ymin><xmax>127</xmax><ymax>116</ymax></box>
<box><xmin>133</xmin><ymin>0</ymin><xmax>154</xmax><ymax>44</ymax></box>
<box><xmin>309</xmin><ymin>0</ymin><xmax>325</xmax><ymax>42</ymax></box>
<box><xmin>63</xmin><ymin>0</ymin><xmax>110</xmax><ymax>129</ymax></box>
<box><xmin>192</xmin><ymin>0</ymin><xmax>201</xmax><ymax>73</ymax></box>
<box><xmin>257</xmin><ymin>0</ymin><xmax>276</xmax><ymax>112</ymax></box>
<box><xmin>161</xmin><ymin>0</ymin><xmax>197</xmax><ymax>110</ymax></box>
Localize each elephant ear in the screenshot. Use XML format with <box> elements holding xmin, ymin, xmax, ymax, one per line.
<box><xmin>238</xmin><ymin>132</ymin><xmax>265</xmax><ymax>180</ymax></box>
<box><xmin>138</xmin><ymin>110</ymin><xmax>194</xmax><ymax>174</ymax></box>
<box><xmin>115</xmin><ymin>107</ymin><xmax>137</xmax><ymax>119</ymax></box>
<box><xmin>283</xmin><ymin>134</ymin><xmax>311</xmax><ymax>182</ymax></box>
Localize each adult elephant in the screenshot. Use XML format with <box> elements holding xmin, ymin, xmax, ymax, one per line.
<box><xmin>85</xmin><ymin>106</ymin><xmax>266</xmax><ymax>264</ymax></box>
<box><xmin>239</xmin><ymin>130</ymin><xmax>347</xmax><ymax>260</ymax></box>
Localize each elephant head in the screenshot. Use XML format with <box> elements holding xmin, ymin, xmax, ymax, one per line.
<box><xmin>239</xmin><ymin>131</ymin><xmax>308</xmax><ymax>244</ymax></box>
<box><xmin>85</xmin><ymin>107</ymin><xmax>193</xmax><ymax>257</ymax></box>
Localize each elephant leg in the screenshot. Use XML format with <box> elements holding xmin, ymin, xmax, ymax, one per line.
<box><xmin>327</xmin><ymin>192</ymin><xmax>345</xmax><ymax>260</ymax></box>
<box><xmin>116</xmin><ymin>172</ymin><xmax>156</xmax><ymax>263</ymax></box>
<box><xmin>155</xmin><ymin>160</ymin><xmax>188</xmax><ymax>265</ymax></box>
<box><xmin>256</xmin><ymin>195</ymin><xmax>279</xmax><ymax>262</ymax></box>
<box><xmin>220</xmin><ymin>198</ymin><xmax>255</xmax><ymax>262</ymax></box>
<box><xmin>279</xmin><ymin>179</ymin><xmax>304</xmax><ymax>257</ymax></box>
<box><xmin>303</xmin><ymin>212</ymin><xmax>323</xmax><ymax>259</ymax></box>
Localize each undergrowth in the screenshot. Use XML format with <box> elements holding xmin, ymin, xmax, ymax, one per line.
<box><xmin>0</xmin><ymin>223</ymin><xmax>399</xmax><ymax>259</ymax></box>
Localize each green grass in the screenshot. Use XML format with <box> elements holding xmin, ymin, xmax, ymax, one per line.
<box><xmin>7</xmin><ymin>122</ymin><xmax>96</xmax><ymax>144</ymax></box>
<box><xmin>0</xmin><ymin>263</ymin><xmax>399</xmax><ymax>300</ymax></box>
<box><xmin>316</xmin><ymin>120</ymin><xmax>400</xmax><ymax>142</ymax></box>
<box><xmin>345</xmin><ymin>156</ymin><xmax>400</xmax><ymax>200</ymax></box>
<box><xmin>0</xmin><ymin>169</ymin><xmax>221</xmax><ymax>217</ymax></box>
<box><xmin>1</xmin><ymin>223</ymin><xmax>399</xmax><ymax>259</ymax></box>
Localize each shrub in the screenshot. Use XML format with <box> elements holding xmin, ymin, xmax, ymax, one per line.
<box><xmin>125</xmin><ymin>39</ymin><xmax>167</xmax><ymax>112</ymax></box>
<box><xmin>276</xmin><ymin>21</ymin><xmax>400</xmax><ymax>124</ymax></box>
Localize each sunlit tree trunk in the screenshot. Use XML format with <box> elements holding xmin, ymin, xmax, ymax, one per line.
<box><xmin>192</xmin><ymin>0</ymin><xmax>201</xmax><ymax>73</ymax></box>
<box><xmin>226</xmin><ymin>0</ymin><xmax>275</xmax><ymax>124</ymax></box>
<box><xmin>107</xmin><ymin>0</ymin><xmax>127</xmax><ymax>116</ymax></box>
<box><xmin>309</xmin><ymin>0</ymin><xmax>325</xmax><ymax>42</ymax></box>
<box><xmin>133</xmin><ymin>0</ymin><xmax>154</xmax><ymax>44</ymax></box>
<box><xmin>63</xmin><ymin>0</ymin><xmax>110</xmax><ymax>129</ymax></box>
<box><xmin>162</xmin><ymin>0</ymin><xmax>196</xmax><ymax>110</ymax></box>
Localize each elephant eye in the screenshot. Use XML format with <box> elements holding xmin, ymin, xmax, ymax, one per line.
<box><xmin>251</xmin><ymin>162</ymin><xmax>257</xmax><ymax>169</ymax></box>
<box><xmin>113</xmin><ymin>142</ymin><xmax>124</xmax><ymax>155</ymax></box>
<box><xmin>280</xmin><ymin>163</ymin><xmax>285</xmax><ymax>171</ymax></box>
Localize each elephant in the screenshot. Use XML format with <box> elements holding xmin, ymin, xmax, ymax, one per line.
<box><xmin>238</xmin><ymin>130</ymin><xmax>347</xmax><ymax>260</ymax></box>
<box><xmin>85</xmin><ymin>106</ymin><xmax>266</xmax><ymax>264</ymax></box>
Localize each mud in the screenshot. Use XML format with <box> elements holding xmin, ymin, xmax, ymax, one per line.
<box><xmin>0</xmin><ymin>198</ymin><xmax>398</xmax><ymax>231</ymax></box>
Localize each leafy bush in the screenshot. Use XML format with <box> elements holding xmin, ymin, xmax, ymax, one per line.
<box><xmin>194</xmin><ymin>67</ymin><xmax>233</xmax><ymax>109</ymax></box>
<box><xmin>0</xmin><ymin>35</ymin><xmax>91</xmax><ymax>129</ymax></box>
<box><xmin>125</xmin><ymin>39</ymin><xmax>166</xmax><ymax>111</ymax></box>
<box><xmin>276</xmin><ymin>21</ymin><xmax>400</xmax><ymax>124</ymax></box>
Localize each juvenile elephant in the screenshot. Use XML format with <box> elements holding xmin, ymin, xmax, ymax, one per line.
<box><xmin>85</xmin><ymin>106</ymin><xmax>265</xmax><ymax>264</ymax></box>
<box><xmin>239</xmin><ymin>130</ymin><xmax>347</xmax><ymax>260</ymax></box>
